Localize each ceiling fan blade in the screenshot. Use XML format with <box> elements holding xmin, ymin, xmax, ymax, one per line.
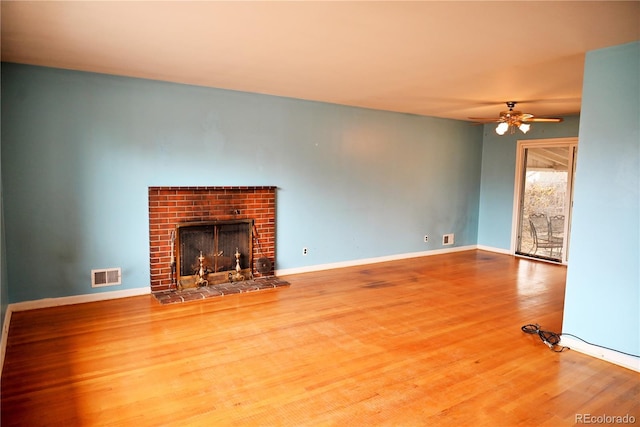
<box><xmin>521</xmin><ymin>117</ymin><xmax>564</xmax><ymax>123</ymax></box>
<box><xmin>468</xmin><ymin>117</ymin><xmax>501</xmax><ymax>123</ymax></box>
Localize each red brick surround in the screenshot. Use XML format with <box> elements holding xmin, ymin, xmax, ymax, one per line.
<box><xmin>148</xmin><ymin>186</ymin><xmax>276</xmax><ymax>292</ymax></box>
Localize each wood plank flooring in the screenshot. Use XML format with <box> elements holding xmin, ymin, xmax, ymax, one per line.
<box><xmin>2</xmin><ymin>250</ymin><xmax>638</xmax><ymax>426</ymax></box>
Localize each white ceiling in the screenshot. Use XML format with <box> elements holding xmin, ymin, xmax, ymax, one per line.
<box><xmin>2</xmin><ymin>1</ymin><xmax>638</xmax><ymax>121</ymax></box>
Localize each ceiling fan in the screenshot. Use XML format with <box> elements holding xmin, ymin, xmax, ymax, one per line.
<box><xmin>469</xmin><ymin>101</ymin><xmax>564</xmax><ymax>135</ymax></box>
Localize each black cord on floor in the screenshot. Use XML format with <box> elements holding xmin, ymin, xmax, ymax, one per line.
<box><xmin>521</xmin><ymin>324</ymin><xmax>568</xmax><ymax>352</ymax></box>
<box><xmin>521</xmin><ymin>324</ymin><xmax>640</xmax><ymax>358</ymax></box>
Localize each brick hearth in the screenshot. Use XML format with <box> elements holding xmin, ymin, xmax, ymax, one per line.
<box><xmin>148</xmin><ymin>186</ymin><xmax>276</xmax><ymax>292</ymax></box>
<box><xmin>152</xmin><ymin>276</ymin><xmax>290</xmax><ymax>305</ymax></box>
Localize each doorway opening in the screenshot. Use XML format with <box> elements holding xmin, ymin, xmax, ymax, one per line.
<box><xmin>512</xmin><ymin>138</ymin><xmax>578</xmax><ymax>263</ymax></box>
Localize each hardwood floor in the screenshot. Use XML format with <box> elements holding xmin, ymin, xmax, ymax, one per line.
<box><xmin>2</xmin><ymin>250</ymin><xmax>638</xmax><ymax>426</ymax></box>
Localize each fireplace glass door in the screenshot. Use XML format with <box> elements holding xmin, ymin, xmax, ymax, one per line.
<box><xmin>176</xmin><ymin>220</ymin><xmax>252</xmax><ymax>287</ymax></box>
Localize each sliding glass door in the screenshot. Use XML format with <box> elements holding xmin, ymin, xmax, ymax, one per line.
<box><xmin>513</xmin><ymin>138</ymin><xmax>577</xmax><ymax>263</ymax></box>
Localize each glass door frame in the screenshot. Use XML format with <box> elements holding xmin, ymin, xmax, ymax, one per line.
<box><xmin>510</xmin><ymin>137</ymin><xmax>578</xmax><ymax>264</ymax></box>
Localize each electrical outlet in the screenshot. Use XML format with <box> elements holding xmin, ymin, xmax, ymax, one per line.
<box><xmin>424</xmin><ymin>235</ymin><xmax>429</xmax><ymax>243</ymax></box>
<box><xmin>302</xmin><ymin>247</ymin><xmax>308</xmax><ymax>256</ymax></box>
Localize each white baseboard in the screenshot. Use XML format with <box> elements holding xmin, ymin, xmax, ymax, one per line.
<box><xmin>276</xmin><ymin>245</ymin><xmax>477</xmax><ymax>276</ymax></box>
<box><xmin>0</xmin><ymin>286</ymin><xmax>150</xmax><ymax>375</ymax></box>
<box><xmin>7</xmin><ymin>286</ymin><xmax>151</xmax><ymax>312</ymax></box>
<box><xmin>560</xmin><ymin>335</ymin><xmax>640</xmax><ymax>373</ymax></box>
<box><xmin>476</xmin><ymin>245</ymin><xmax>512</xmax><ymax>255</ymax></box>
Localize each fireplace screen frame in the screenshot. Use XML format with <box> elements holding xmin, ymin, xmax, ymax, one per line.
<box><xmin>175</xmin><ymin>219</ymin><xmax>254</xmax><ymax>288</ymax></box>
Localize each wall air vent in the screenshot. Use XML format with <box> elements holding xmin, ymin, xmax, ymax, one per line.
<box><xmin>91</xmin><ymin>268</ymin><xmax>122</xmax><ymax>287</ymax></box>
<box><xmin>443</xmin><ymin>234</ymin><xmax>455</xmax><ymax>246</ymax></box>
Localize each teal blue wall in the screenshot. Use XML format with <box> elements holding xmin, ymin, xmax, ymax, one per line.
<box><xmin>563</xmin><ymin>42</ymin><xmax>639</xmax><ymax>356</ymax></box>
<box><xmin>477</xmin><ymin>117</ymin><xmax>580</xmax><ymax>250</ymax></box>
<box><xmin>1</xmin><ymin>110</ymin><xmax>7</xmax><ymax>328</ymax></box>
<box><xmin>1</xmin><ymin>64</ymin><xmax>483</xmax><ymax>303</ymax></box>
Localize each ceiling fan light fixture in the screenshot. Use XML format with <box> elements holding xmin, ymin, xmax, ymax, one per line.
<box><xmin>471</xmin><ymin>102</ymin><xmax>562</xmax><ymax>137</ymax></box>
<box><xmin>518</xmin><ymin>123</ymin><xmax>531</xmax><ymax>133</ymax></box>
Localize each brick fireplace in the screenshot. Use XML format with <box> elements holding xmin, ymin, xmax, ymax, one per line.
<box><xmin>148</xmin><ymin>186</ymin><xmax>276</xmax><ymax>293</ymax></box>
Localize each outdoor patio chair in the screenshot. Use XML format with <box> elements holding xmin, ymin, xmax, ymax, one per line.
<box><xmin>529</xmin><ymin>213</ymin><xmax>563</xmax><ymax>258</ymax></box>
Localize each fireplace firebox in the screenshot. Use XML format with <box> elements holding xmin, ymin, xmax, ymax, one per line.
<box><xmin>176</xmin><ymin>220</ymin><xmax>253</xmax><ymax>288</ymax></box>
